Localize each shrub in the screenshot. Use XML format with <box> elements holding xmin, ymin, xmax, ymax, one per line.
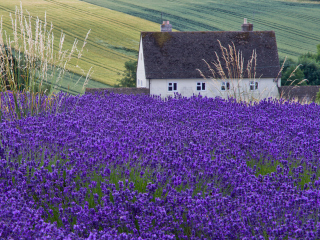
<box><xmin>115</xmin><ymin>60</ymin><xmax>137</xmax><ymax>87</ymax></box>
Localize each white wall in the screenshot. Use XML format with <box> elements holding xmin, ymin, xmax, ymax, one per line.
<box><xmin>136</xmin><ymin>38</ymin><xmax>147</xmax><ymax>88</ymax></box>
<box><xmin>150</xmin><ymin>78</ymin><xmax>280</xmax><ymax>100</ymax></box>
<box><xmin>277</xmin><ymin>77</ymin><xmax>281</xmax><ymax>87</ymax></box>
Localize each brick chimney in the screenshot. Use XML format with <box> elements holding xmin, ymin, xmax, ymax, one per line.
<box><xmin>241</xmin><ymin>18</ymin><xmax>253</xmax><ymax>31</ymax></box>
<box><xmin>161</xmin><ymin>21</ymin><xmax>172</xmax><ymax>32</ymax></box>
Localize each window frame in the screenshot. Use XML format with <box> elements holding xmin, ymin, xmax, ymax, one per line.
<box><xmin>250</xmin><ymin>81</ymin><xmax>258</xmax><ymax>91</ymax></box>
<box><xmin>221</xmin><ymin>81</ymin><xmax>230</xmax><ymax>91</ymax></box>
<box><xmin>168</xmin><ymin>82</ymin><xmax>178</xmax><ymax>92</ymax></box>
<box><xmin>196</xmin><ymin>82</ymin><xmax>206</xmax><ymax>91</ymax></box>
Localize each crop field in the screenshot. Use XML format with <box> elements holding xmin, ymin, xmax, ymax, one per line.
<box><xmin>81</xmin><ymin>0</ymin><xmax>320</xmax><ymax>60</ymax></box>
<box><xmin>35</xmin><ymin>71</ymin><xmax>111</xmax><ymax>96</ymax></box>
<box><xmin>1</xmin><ymin>92</ymin><xmax>320</xmax><ymax>238</ymax></box>
<box><xmin>0</xmin><ymin>0</ymin><xmax>161</xmax><ymax>89</ymax></box>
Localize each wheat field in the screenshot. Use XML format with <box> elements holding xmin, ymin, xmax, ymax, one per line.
<box><xmin>0</xmin><ymin>0</ymin><xmax>160</xmax><ymax>91</ymax></box>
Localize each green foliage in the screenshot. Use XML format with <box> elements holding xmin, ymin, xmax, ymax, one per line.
<box><xmin>246</xmin><ymin>157</ymin><xmax>319</xmax><ymax>191</ymax></box>
<box><xmin>280</xmin><ymin>43</ymin><xmax>320</xmax><ymax>86</ymax></box>
<box><xmin>299</xmin><ymin>52</ymin><xmax>318</xmax><ymax>61</ymax></box>
<box><xmin>298</xmin><ymin>57</ymin><xmax>320</xmax><ymax>85</ymax></box>
<box><xmin>279</xmin><ymin>58</ymin><xmax>298</xmax><ymax>74</ymax></box>
<box><xmin>115</xmin><ymin>60</ymin><xmax>137</xmax><ymax>88</ymax></box>
<box><xmin>281</xmin><ymin>66</ymin><xmax>306</xmax><ymax>86</ymax></box>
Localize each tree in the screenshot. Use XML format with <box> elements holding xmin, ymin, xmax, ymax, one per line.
<box><xmin>115</xmin><ymin>60</ymin><xmax>137</xmax><ymax>87</ymax></box>
<box><xmin>298</xmin><ymin>58</ymin><xmax>320</xmax><ymax>85</ymax></box>
<box><xmin>281</xmin><ymin>65</ymin><xmax>306</xmax><ymax>86</ymax></box>
<box><xmin>279</xmin><ymin>43</ymin><xmax>320</xmax><ymax>86</ymax></box>
<box><xmin>279</xmin><ymin>57</ymin><xmax>298</xmax><ymax>73</ymax></box>
<box><xmin>299</xmin><ymin>52</ymin><xmax>318</xmax><ymax>61</ymax></box>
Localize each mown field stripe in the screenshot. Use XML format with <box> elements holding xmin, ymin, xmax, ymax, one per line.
<box><xmin>0</xmin><ymin>0</ymin><xmax>161</xmax><ymax>87</ymax></box>
<box><xmin>80</xmin><ymin>0</ymin><xmax>320</xmax><ymax>59</ymax></box>
<box><xmin>39</xmin><ymin>1</ymin><xmax>138</xmax><ymax>59</ymax></box>
<box><xmin>45</xmin><ymin>0</ymin><xmax>153</xmax><ymax>33</ymax></box>
<box><xmin>0</xmin><ymin>19</ymin><xmax>125</xmax><ymax>75</ymax></box>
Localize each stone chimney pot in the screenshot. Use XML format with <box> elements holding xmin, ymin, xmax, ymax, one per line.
<box><xmin>161</xmin><ymin>20</ymin><xmax>172</xmax><ymax>32</ymax></box>
<box><xmin>241</xmin><ymin>18</ymin><xmax>253</xmax><ymax>31</ymax></box>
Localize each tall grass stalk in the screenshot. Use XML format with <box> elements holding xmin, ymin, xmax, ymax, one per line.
<box><xmin>197</xmin><ymin>40</ymin><xmax>278</xmax><ymax>103</ymax></box>
<box><xmin>280</xmin><ymin>57</ymin><xmax>308</xmax><ymax>87</ymax></box>
<box><xmin>278</xmin><ymin>57</ymin><xmax>311</xmax><ymax>104</ymax></box>
<box><xmin>0</xmin><ymin>3</ymin><xmax>91</xmax><ymax>121</ymax></box>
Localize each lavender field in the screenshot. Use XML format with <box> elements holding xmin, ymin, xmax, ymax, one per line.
<box><xmin>1</xmin><ymin>92</ymin><xmax>320</xmax><ymax>239</ymax></box>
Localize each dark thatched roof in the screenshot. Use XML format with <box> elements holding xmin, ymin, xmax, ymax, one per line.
<box><xmin>141</xmin><ymin>31</ymin><xmax>280</xmax><ymax>79</ymax></box>
<box><xmin>279</xmin><ymin>86</ymin><xmax>320</xmax><ymax>102</ymax></box>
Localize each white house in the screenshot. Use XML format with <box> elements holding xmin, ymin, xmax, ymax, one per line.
<box><xmin>136</xmin><ymin>19</ymin><xmax>281</xmax><ymax>100</ymax></box>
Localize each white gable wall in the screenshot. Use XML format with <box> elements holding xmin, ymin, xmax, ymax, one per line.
<box><xmin>150</xmin><ymin>78</ymin><xmax>280</xmax><ymax>100</ymax></box>
<box><xmin>136</xmin><ymin>38</ymin><xmax>147</xmax><ymax>88</ymax></box>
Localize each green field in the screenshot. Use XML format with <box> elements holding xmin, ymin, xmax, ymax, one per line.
<box><xmin>80</xmin><ymin>0</ymin><xmax>320</xmax><ymax>60</ymax></box>
<box><xmin>0</xmin><ymin>0</ymin><xmax>161</xmax><ymax>93</ymax></box>
<box><xmin>1</xmin><ymin>0</ymin><xmax>318</xmax><ymax>94</ymax></box>
<box><xmin>33</xmin><ymin>71</ymin><xmax>112</xmax><ymax>96</ymax></box>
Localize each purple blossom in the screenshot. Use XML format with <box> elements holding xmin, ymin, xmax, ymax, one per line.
<box><xmin>0</xmin><ymin>92</ymin><xmax>320</xmax><ymax>239</ymax></box>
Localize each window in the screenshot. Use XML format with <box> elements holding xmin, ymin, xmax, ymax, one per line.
<box><xmin>168</xmin><ymin>82</ymin><xmax>177</xmax><ymax>92</ymax></box>
<box><xmin>197</xmin><ymin>82</ymin><xmax>206</xmax><ymax>91</ymax></box>
<box><xmin>221</xmin><ymin>82</ymin><xmax>230</xmax><ymax>91</ymax></box>
<box><xmin>250</xmin><ymin>81</ymin><xmax>258</xmax><ymax>90</ymax></box>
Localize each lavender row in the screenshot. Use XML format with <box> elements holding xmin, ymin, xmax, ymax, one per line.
<box><xmin>1</xmin><ymin>92</ymin><xmax>320</xmax><ymax>239</ymax></box>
